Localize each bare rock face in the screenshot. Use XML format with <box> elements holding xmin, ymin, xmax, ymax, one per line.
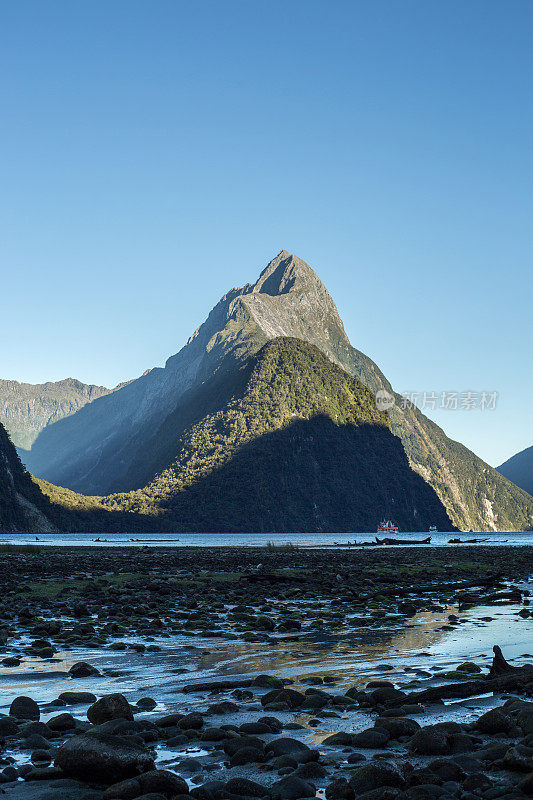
<box><xmin>18</xmin><ymin>250</ymin><xmax>533</xmax><ymax>531</ymax></box>
<box><xmin>55</xmin><ymin>732</ymin><xmax>155</xmax><ymax>784</ymax></box>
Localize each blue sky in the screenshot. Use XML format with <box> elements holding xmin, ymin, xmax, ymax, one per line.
<box><xmin>1</xmin><ymin>1</ymin><xmax>531</xmax><ymax>468</ymax></box>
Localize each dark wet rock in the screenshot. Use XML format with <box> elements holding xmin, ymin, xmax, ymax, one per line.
<box><xmin>325</xmin><ymin>778</ymin><xmax>355</xmax><ymax>800</ymax></box>
<box><xmin>10</xmin><ymin>695</ymin><xmax>40</xmax><ymax>721</ymax></box>
<box><xmin>190</xmin><ymin>781</ymin><xmax>226</xmax><ymax>800</ymax></box>
<box><xmin>519</xmin><ymin>772</ymin><xmax>533</xmax><ymax>796</ymax></box>
<box><xmin>323</xmin><ymin>732</ymin><xmax>353</xmax><ymax>746</ymax></box>
<box><xmin>512</xmin><ymin>702</ymin><xmax>533</xmax><ymax>735</ymax></box>
<box><xmin>476</xmin><ymin>742</ymin><xmax>510</xmax><ymax>762</ymax></box>
<box><xmin>349</xmin><ymin>761</ymin><xmax>406</xmax><ymax>794</ymax></box>
<box><xmin>55</xmin><ymin>732</ymin><xmax>155</xmax><ymax>783</ymax></box>
<box><xmin>403</xmin><ymin>786</ymin><xmax>447</xmax><ymax>799</ymax></box>
<box><xmin>427</xmin><ymin>758</ymin><xmax>465</xmax><ymax>782</ymax></box>
<box><xmin>177</xmin><ymin>757</ymin><xmax>203</xmax><ymax>773</ymax></box>
<box><xmin>48</xmin><ymin>712</ymin><xmax>78</xmax><ymax>731</ymax></box>
<box><xmin>409</xmin><ymin>726</ymin><xmax>450</xmax><ymax>756</ymax></box>
<box><xmin>230</xmin><ymin>746</ymin><xmax>266</xmax><ymax>765</ymax></box>
<box><xmin>23</xmin><ymin>766</ymin><xmax>65</xmax><ymax>780</ymax></box>
<box><xmin>239</xmin><ymin>722</ymin><xmax>272</xmax><ymax>735</ymax></box>
<box><xmin>207</xmin><ymin>701</ymin><xmax>239</xmax><ymax>715</ymax></box>
<box><xmin>259</xmin><ymin>716</ymin><xmax>282</xmax><ymax>732</ymax></box>
<box><xmin>261</xmin><ymin>689</ymin><xmax>305</xmax><ymax>709</ymax></box>
<box><xmin>366</xmin><ymin>680</ymin><xmax>395</xmax><ymax>689</ymax></box>
<box><xmin>201</xmin><ymin>726</ymin><xmax>227</xmax><ymax>741</ymax></box>
<box><xmin>224</xmin><ymin>777</ymin><xmax>268</xmax><ymax>797</ymax></box>
<box><xmin>270</xmin><ymin>775</ymin><xmax>315</xmax><ymax>799</ymax></box>
<box><xmin>20</xmin><ymin>720</ymin><xmax>54</xmax><ymax>739</ymax></box>
<box><xmin>347</xmin><ymin>752</ymin><xmax>366</xmax><ymax>763</ymax></box>
<box><xmin>2</xmin><ymin>765</ymin><xmax>18</xmax><ymax>781</ymax></box>
<box><xmin>456</xmin><ymin>661</ymin><xmax>481</xmax><ymax>673</ymax></box>
<box><xmin>369</xmin><ymin>687</ymin><xmax>407</xmax><ymax>706</ymax></box>
<box><xmin>24</xmin><ymin>733</ymin><xmax>52</xmax><ymax>749</ymax></box>
<box><xmin>224</xmin><ymin>736</ymin><xmax>265</xmax><ymax>757</ymax></box>
<box><xmin>136</xmin><ymin>697</ymin><xmax>157</xmax><ymax>710</ymax></box>
<box><xmin>374</xmin><ymin>717</ymin><xmax>421</xmax><ymax>739</ymax></box>
<box><xmin>178</xmin><ymin>712</ymin><xmax>204</xmax><ymax>730</ymax></box>
<box><xmin>255</xmin><ymin>616</ymin><xmax>276</xmax><ymax>631</ymax></box>
<box><xmin>463</xmin><ymin>772</ymin><xmax>493</xmax><ymax>791</ymax></box>
<box><xmin>0</xmin><ymin>715</ymin><xmax>20</xmax><ymax>735</ymax></box>
<box><xmin>352</xmin><ymin>727</ymin><xmax>390</xmax><ymax>748</ymax></box>
<box><xmin>502</xmin><ymin>744</ymin><xmax>533</xmax><ymax>772</ymax></box>
<box><xmin>2</xmin><ymin>656</ymin><xmax>21</xmax><ymax>666</ymax></box>
<box><xmin>102</xmin><ymin>769</ymin><xmax>189</xmax><ymax>799</ymax></box>
<box><xmin>59</xmin><ymin>691</ymin><xmax>98</xmax><ymax>704</ymax></box>
<box><xmin>272</xmin><ymin>755</ymin><xmax>299</xmax><ymax>770</ymax></box>
<box><xmin>1</xmin><ymin>777</ymin><xmax>103</xmax><ymax>799</ymax></box>
<box><xmin>293</xmin><ymin>762</ymin><xmax>326</xmax><ymax>779</ymax></box>
<box><xmin>165</xmin><ymin>733</ymin><xmax>189</xmax><ymax>747</ymax></box>
<box><xmin>31</xmin><ymin>749</ymin><xmax>52</xmax><ymax>765</ymax></box>
<box><xmin>156</xmin><ymin>712</ymin><xmax>184</xmax><ymax>727</ymax></box>
<box><xmin>266</xmin><ymin>738</ymin><xmax>315</xmax><ymax>760</ymax></box>
<box><xmin>251</xmin><ymin>674</ymin><xmax>284</xmax><ymax>689</ymax></box>
<box><xmin>69</xmin><ymin>661</ymin><xmax>101</xmax><ymax>678</ymax></box>
<box><xmin>473</xmin><ymin>707</ymin><xmax>515</xmax><ymax>734</ymax></box>
<box><xmin>88</xmin><ymin>693</ymin><xmax>134</xmax><ymax>725</ymax></box>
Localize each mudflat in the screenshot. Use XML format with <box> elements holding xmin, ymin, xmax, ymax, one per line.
<box><xmin>0</xmin><ymin>544</ymin><xmax>532</xmax><ymax>800</ymax></box>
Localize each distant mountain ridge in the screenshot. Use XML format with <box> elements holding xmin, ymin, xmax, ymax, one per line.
<box><xmin>0</xmin><ymin>377</ymin><xmax>112</xmax><ymax>450</ymax></box>
<box><xmin>498</xmin><ymin>446</ymin><xmax>533</xmax><ymax>497</ymax></box>
<box><xmin>16</xmin><ymin>251</ymin><xmax>533</xmax><ymax>531</ymax></box>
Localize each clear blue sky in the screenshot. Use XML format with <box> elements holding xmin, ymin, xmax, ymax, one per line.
<box><xmin>1</xmin><ymin>1</ymin><xmax>532</xmax><ymax>468</ymax></box>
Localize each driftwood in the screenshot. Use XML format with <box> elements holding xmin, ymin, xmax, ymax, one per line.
<box><xmin>457</xmin><ymin>588</ymin><xmax>523</xmax><ymax>608</ymax></box>
<box><xmin>449</xmin><ymin>537</ymin><xmax>489</xmax><ymax>544</ymax></box>
<box><xmin>391</xmin><ymin>646</ymin><xmax>533</xmax><ymax>707</ymax></box>
<box><xmin>375</xmin><ymin>536</ymin><xmax>431</xmax><ymax>546</ymax></box>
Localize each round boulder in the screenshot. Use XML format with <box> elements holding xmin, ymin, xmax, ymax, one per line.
<box><xmin>9</xmin><ymin>696</ymin><xmax>40</xmax><ymax>721</ymax></box>
<box><xmin>88</xmin><ymin>693</ymin><xmax>134</xmax><ymax>725</ymax></box>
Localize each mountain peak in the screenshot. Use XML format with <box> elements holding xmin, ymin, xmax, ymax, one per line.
<box><xmin>253</xmin><ymin>250</ymin><xmax>324</xmax><ymax>297</ymax></box>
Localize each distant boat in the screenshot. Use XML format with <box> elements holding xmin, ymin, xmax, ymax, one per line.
<box><xmin>377</xmin><ymin>519</ymin><xmax>399</xmax><ymax>533</ymax></box>
<box><xmin>429</xmin><ymin>525</ymin><xmax>438</xmax><ymax>532</ymax></box>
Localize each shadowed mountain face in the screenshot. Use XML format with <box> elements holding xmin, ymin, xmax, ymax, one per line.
<box><xmin>0</xmin><ymin>422</ymin><xmax>58</xmax><ymax>531</ymax></box>
<box><xmin>498</xmin><ymin>446</ymin><xmax>533</xmax><ymax>497</ymax></box>
<box><xmin>24</xmin><ymin>251</ymin><xmax>533</xmax><ymax>531</ymax></box>
<box><xmin>72</xmin><ymin>338</ymin><xmax>453</xmax><ymax>533</ymax></box>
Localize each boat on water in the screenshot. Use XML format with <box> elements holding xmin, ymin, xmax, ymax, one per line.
<box><xmin>429</xmin><ymin>525</ymin><xmax>438</xmax><ymax>532</ymax></box>
<box><xmin>377</xmin><ymin>519</ymin><xmax>399</xmax><ymax>534</ymax></box>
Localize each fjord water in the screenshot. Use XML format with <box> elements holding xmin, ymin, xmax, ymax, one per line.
<box><xmin>1</xmin><ymin>531</ymin><xmax>532</xmax><ymax>546</ymax></box>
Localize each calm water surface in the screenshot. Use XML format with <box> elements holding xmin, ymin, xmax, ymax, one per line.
<box><xmin>1</xmin><ymin>531</ymin><xmax>532</xmax><ymax>547</ymax></box>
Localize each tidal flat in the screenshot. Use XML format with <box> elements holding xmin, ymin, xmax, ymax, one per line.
<box><xmin>0</xmin><ymin>544</ymin><xmax>533</xmax><ymax>800</ymax></box>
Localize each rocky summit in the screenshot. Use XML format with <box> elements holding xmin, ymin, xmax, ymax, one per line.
<box><xmin>8</xmin><ymin>251</ymin><xmax>533</xmax><ymax>531</ymax></box>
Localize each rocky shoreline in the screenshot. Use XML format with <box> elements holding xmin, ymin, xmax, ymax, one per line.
<box><xmin>1</xmin><ymin>545</ymin><xmax>533</xmax><ymax>800</ymax></box>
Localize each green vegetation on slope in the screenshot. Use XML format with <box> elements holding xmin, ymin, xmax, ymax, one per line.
<box><xmin>0</xmin><ymin>423</ymin><xmax>61</xmax><ymax>531</ymax></box>
<box><xmin>88</xmin><ymin>338</ymin><xmax>453</xmax><ymax>532</ymax></box>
